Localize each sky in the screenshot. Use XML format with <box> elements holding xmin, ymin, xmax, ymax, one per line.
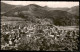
<box><xmin>1</xmin><ymin>1</ymin><xmax>79</xmax><ymax>8</ymax></box>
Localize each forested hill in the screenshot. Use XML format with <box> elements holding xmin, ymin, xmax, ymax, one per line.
<box><xmin>1</xmin><ymin>2</ymin><xmax>79</xmax><ymax>26</ymax></box>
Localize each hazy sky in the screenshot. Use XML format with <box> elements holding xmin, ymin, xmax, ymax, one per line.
<box><xmin>1</xmin><ymin>1</ymin><xmax>79</xmax><ymax>8</ymax></box>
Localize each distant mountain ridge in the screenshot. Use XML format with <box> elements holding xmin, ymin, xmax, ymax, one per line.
<box><xmin>68</xmin><ymin>6</ymin><xmax>79</xmax><ymax>16</ymax></box>
<box><xmin>1</xmin><ymin>2</ymin><xmax>79</xmax><ymax>16</ymax></box>
<box><xmin>1</xmin><ymin>2</ymin><xmax>15</xmax><ymax>12</ymax></box>
<box><xmin>1</xmin><ymin>2</ymin><xmax>22</xmax><ymax>13</ymax></box>
<box><xmin>1</xmin><ymin>2</ymin><xmax>79</xmax><ymax>26</ymax></box>
<box><xmin>43</xmin><ymin>6</ymin><xmax>70</xmax><ymax>11</ymax></box>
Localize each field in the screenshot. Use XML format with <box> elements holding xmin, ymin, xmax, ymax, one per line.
<box><xmin>1</xmin><ymin>16</ymin><xmax>79</xmax><ymax>51</ymax></box>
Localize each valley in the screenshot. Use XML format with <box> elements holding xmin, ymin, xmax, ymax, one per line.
<box><xmin>1</xmin><ymin>1</ymin><xmax>79</xmax><ymax>51</ymax></box>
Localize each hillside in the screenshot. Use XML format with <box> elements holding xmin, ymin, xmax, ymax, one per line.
<box><xmin>2</xmin><ymin>3</ymin><xmax>79</xmax><ymax>26</ymax></box>
<box><xmin>68</xmin><ymin>6</ymin><xmax>79</xmax><ymax>16</ymax></box>
<box><xmin>43</xmin><ymin>6</ymin><xmax>69</xmax><ymax>11</ymax></box>
<box><xmin>1</xmin><ymin>2</ymin><xmax>15</xmax><ymax>12</ymax></box>
<box><xmin>1</xmin><ymin>2</ymin><xmax>22</xmax><ymax>14</ymax></box>
<box><xmin>47</xmin><ymin>10</ymin><xmax>78</xmax><ymax>26</ymax></box>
